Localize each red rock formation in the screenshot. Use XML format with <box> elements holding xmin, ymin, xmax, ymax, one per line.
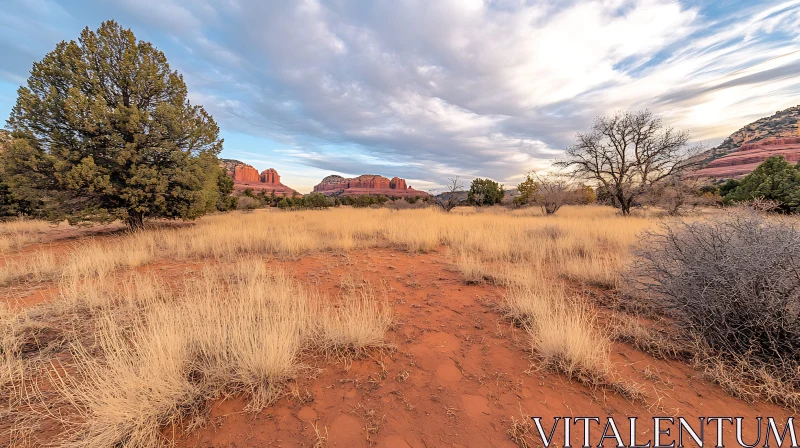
<box><xmin>224</xmin><ymin>162</ymin><xmax>299</xmax><ymax>197</ymax></box>
<box><xmin>233</xmin><ymin>164</ymin><xmax>260</xmax><ymax>183</ymax></box>
<box><xmin>260</xmin><ymin>168</ymin><xmax>280</xmax><ymax>184</ymax></box>
<box><xmin>313</xmin><ymin>174</ymin><xmax>429</xmax><ymax>197</ymax></box>
<box><xmin>690</xmin><ymin>138</ymin><xmax>800</xmax><ymax>179</ymax></box>
<box><xmin>390</xmin><ymin>177</ymin><xmax>407</xmax><ymax>190</ymax></box>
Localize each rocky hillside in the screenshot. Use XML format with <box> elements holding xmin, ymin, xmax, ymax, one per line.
<box><xmin>691</xmin><ymin>137</ymin><xmax>800</xmax><ymax>178</ymax></box>
<box><xmin>219</xmin><ymin>158</ymin><xmax>244</xmax><ymax>174</ymax></box>
<box><xmin>699</xmin><ymin>105</ymin><xmax>800</xmax><ymax>163</ymax></box>
<box><xmin>690</xmin><ymin>105</ymin><xmax>800</xmax><ymax>179</ymax></box>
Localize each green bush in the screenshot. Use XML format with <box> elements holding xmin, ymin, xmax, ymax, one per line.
<box><xmin>468</xmin><ymin>178</ymin><xmax>504</xmax><ymax>206</ymax></box>
<box><xmin>723</xmin><ymin>156</ymin><xmax>800</xmax><ymax>212</ymax></box>
<box><xmin>339</xmin><ymin>195</ymin><xmax>389</xmax><ymax>208</ymax></box>
<box><xmin>301</xmin><ymin>193</ymin><xmax>332</xmax><ymax>209</ymax></box>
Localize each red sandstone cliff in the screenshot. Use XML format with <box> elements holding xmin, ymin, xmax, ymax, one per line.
<box><xmin>692</xmin><ymin>105</ymin><xmax>800</xmax><ymax>176</ymax></box>
<box><xmin>690</xmin><ymin>137</ymin><xmax>800</xmax><ymax>178</ymax></box>
<box><xmin>221</xmin><ymin>159</ymin><xmax>299</xmax><ymax>196</ymax></box>
<box><xmin>312</xmin><ymin>174</ymin><xmax>428</xmax><ymax>197</ymax></box>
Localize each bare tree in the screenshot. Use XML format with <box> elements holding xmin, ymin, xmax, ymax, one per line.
<box><xmin>433</xmin><ymin>176</ymin><xmax>464</xmax><ymax>212</ymax></box>
<box><xmin>516</xmin><ymin>172</ymin><xmax>572</xmax><ymax>215</ymax></box>
<box><xmin>516</xmin><ymin>172</ymin><xmax>592</xmax><ymax>215</ymax></box>
<box><xmin>537</xmin><ymin>174</ymin><xmax>573</xmax><ymax>215</ymax></box>
<box><xmin>556</xmin><ymin>110</ymin><xmax>700</xmax><ymax>215</ymax></box>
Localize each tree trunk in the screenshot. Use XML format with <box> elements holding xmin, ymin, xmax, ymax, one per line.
<box><xmin>126</xmin><ymin>210</ymin><xmax>145</xmax><ymax>231</ymax></box>
<box><xmin>619</xmin><ymin>196</ymin><xmax>632</xmax><ymax>216</ymax></box>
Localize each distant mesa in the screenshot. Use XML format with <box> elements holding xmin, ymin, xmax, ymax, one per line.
<box><xmin>690</xmin><ymin>137</ymin><xmax>800</xmax><ymax>179</ymax></box>
<box><xmin>313</xmin><ymin>174</ymin><xmax>429</xmax><ymax>197</ymax></box>
<box><xmin>220</xmin><ymin>159</ymin><xmax>299</xmax><ymax>197</ymax></box>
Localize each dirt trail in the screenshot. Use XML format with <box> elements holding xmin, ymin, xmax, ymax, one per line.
<box><xmin>173</xmin><ymin>249</ymin><xmax>788</xmax><ymax>448</ymax></box>
<box><xmin>1</xmin><ymin>230</ymin><xmax>789</xmax><ymax>447</ymax></box>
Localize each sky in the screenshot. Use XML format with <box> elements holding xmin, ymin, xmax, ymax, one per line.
<box><xmin>2</xmin><ymin>0</ymin><xmax>800</xmax><ymax>193</ymax></box>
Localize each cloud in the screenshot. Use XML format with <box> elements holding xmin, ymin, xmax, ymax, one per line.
<box><xmin>2</xmin><ymin>0</ymin><xmax>800</xmax><ymax>191</ymax></box>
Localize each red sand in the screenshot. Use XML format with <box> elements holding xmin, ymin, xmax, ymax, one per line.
<box><xmin>1</xmin><ymin>234</ymin><xmax>791</xmax><ymax>447</ymax></box>
<box><xmin>172</xmin><ymin>249</ymin><xmax>788</xmax><ymax>447</ymax></box>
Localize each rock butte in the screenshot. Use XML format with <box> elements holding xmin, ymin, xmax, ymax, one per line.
<box><xmin>313</xmin><ymin>174</ymin><xmax>430</xmax><ymax>197</ymax></box>
<box><xmin>226</xmin><ymin>163</ymin><xmax>299</xmax><ymax>197</ymax></box>
<box><xmin>691</xmin><ymin>137</ymin><xmax>800</xmax><ymax>179</ymax></box>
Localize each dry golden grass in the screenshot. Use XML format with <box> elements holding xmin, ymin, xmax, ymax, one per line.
<box><xmin>51</xmin><ymin>310</ymin><xmax>201</xmax><ymax>448</ymax></box>
<box><xmin>608</xmin><ymin>313</ymin><xmax>692</xmax><ymax>361</ymax></box>
<box><xmin>55</xmin><ymin>271</ymin><xmax>170</xmax><ymax>313</ymax></box>
<box><xmin>504</xmin><ymin>277</ymin><xmax>611</xmax><ymax>384</ymax></box>
<box><xmin>454</xmin><ymin>252</ymin><xmax>492</xmax><ymax>284</ymax></box>
<box><xmin>0</xmin><ymin>250</ymin><xmax>59</xmax><ymax>285</ymax></box>
<box><xmin>0</xmin><ymin>206</ymin><xmax>655</xmax><ymax>291</ymax></box>
<box><xmin>0</xmin><ymin>219</ymin><xmax>56</xmax><ymax>253</ymax></box>
<box><xmin>0</xmin><ymin>232</ymin><xmax>156</xmax><ymax>287</ymax></box>
<box><xmin>146</xmin><ymin>206</ymin><xmax>650</xmax><ymax>275</ymax></box>
<box><xmin>32</xmin><ymin>260</ymin><xmax>391</xmax><ymax>447</ymax></box>
<box><xmin>1</xmin><ymin>205</ymin><xmax>668</xmax><ymax>445</ymax></box>
<box><xmin>506</xmin><ymin>412</ymin><xmax>535</xmax><ymax>448</ymax></box>
<box><xmin>317</xmin><ymin>280</ymin><xmax>393</xmax><ymax>360</ymax></box>
<box><xmin>695</xmin><ymin>347</ymin><xmax>800</xmax><ymax>410</ymax></box>
<box><xmin>0</xmin><ymin>303</ymin><xmax>21</xmax><ymax>390</ymax></box>
<box><xmin>62</xmin><ymin>233</ymin><xmax>158</xmax><ymax>280</ymax></box>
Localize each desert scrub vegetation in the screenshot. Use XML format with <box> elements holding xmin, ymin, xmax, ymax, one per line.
<box><xmin>631</xmin><ymin>206</ymin><xmax>800</xmax><ymax>407</ymax></box>
<box><xmin>0</xmin><ymin>219</ymin><xmax>55</xmax><ymax>253</ymax></box>
<box><xmin>317</xmin><ymin>276</ymin><xmax>393</xmax><ymax>361</ymax></box>
<box><xmin>0</xmin><ymin>232</ymin><xmax>158</xmax><ymax>286</ymax></box>
<box><xmin>0</xmin><ymin>205</ymin><xmax>675</xmax><ymax>445</ymax></box>
<box><xmin>504</xmin><ymin>280</ymin><xmax>611</xmax><ymax>385</ymax></box>
<box><xmin>2</xmin><ymin>261</ymin><xmax>392</xmax><ymax>447</ymax></box>
<box><xmin>0</xmin><ymin>206</ymin><xmax>651</xmax><ymax>288</ymax></box>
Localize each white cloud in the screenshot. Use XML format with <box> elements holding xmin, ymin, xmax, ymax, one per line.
<box><xmin>4</xmin><ymin>0</ymin><xmax>800</xmax><ymax>191</ymax></box>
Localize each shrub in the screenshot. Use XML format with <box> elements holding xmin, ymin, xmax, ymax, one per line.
<box><xmin>718</xmin><ymin>178</ymin><xmax>740</xmax><ymax>197</ymax></box>
<box><xmin>299</xmin><ymin>193</ymin><xmax>332</xmax><ymax>209</ymax></box>
<box><xmin>468</xmin><ymin>178</ymin><xmax>504</xmax><ymax>206</ymax></box>
<box><xmin>340</xmin><ymin>195</ymin><xmax>389</xmax><ymax>208</ymax></box>
<box><xmin>724</xmin><ymin>156</ymin><xmax>800</xmax><ymax>212</ymax></box>
<box><xmin>631</xmin><ymin>208</ymin><xmax>800</xmax><ymax>379</ymax></box>
<box><xmin>236</xmin><ymin>196</ymin><xmax>263</xmax><ymax>211</ymax></box>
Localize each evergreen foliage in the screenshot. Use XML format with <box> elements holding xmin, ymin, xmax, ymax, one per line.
<box><xmin>4</xmin><ymin>21</ymin><xmax>224</xmax><ymax>229</ymax></box>
<box><xmin>724</xmin><ymin>156</ymin><xmax>800</xmax><ymax>212</ymax></box>
<box><xmin>467</xmin><ymin>178</ymin><xmax>504</xmax><ymax>206</ymax></box>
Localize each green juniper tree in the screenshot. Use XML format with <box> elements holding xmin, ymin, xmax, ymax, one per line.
<box><xmin>514</xmin><ymin>172</ymin><xmax>538</xmax><ymax>207</ymax></box>
<box><xmin>215</xmin><ymin>169</ymin><xmax>236</xmax><ymax>211</ymax></box>
<box><xmin>468</xmin><ymin>178</ymin><xmax>504</xmax><ymax>206</ymax></box>
<box><xmin>4</xmin><ymin>20</ymin><xmax>224</xmax><ymax>229</ymax></box>
<box><xmin>724</xmin><ymin>156</ymin><xmax>800</xmax><ymax>212</ymax></box>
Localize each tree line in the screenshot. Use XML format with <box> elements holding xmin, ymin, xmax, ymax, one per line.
<box><xmin>234</xmin><ymin>188</ymin><xmax>430</xmax><ymax>211</ymax></box>
<box><xmin>440</xmin><ymin>109</ymin><xmax>800</xmax><ymax>216</ymax></box>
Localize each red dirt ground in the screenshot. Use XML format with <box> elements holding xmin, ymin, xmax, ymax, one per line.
<box><xmin>168</xmin><ymin>250</ymin><xmax>788</xmax><ymax>448</ymax></box>
<box><xmin>2</xmin><ymin>232</ymin><xmax>792</xmax><ymax>448</ymax></box>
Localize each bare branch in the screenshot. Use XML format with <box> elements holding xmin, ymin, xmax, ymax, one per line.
<box><xmin>556</xmin><ymin>110</ymin><xmax>702</xmax><ymax>215</ymax></box>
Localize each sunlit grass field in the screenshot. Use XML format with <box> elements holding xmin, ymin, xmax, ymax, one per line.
<box><xmin>1</xmin><ymin>205</ymin><xmax>665</xmax><ymax>446</ymax></box>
